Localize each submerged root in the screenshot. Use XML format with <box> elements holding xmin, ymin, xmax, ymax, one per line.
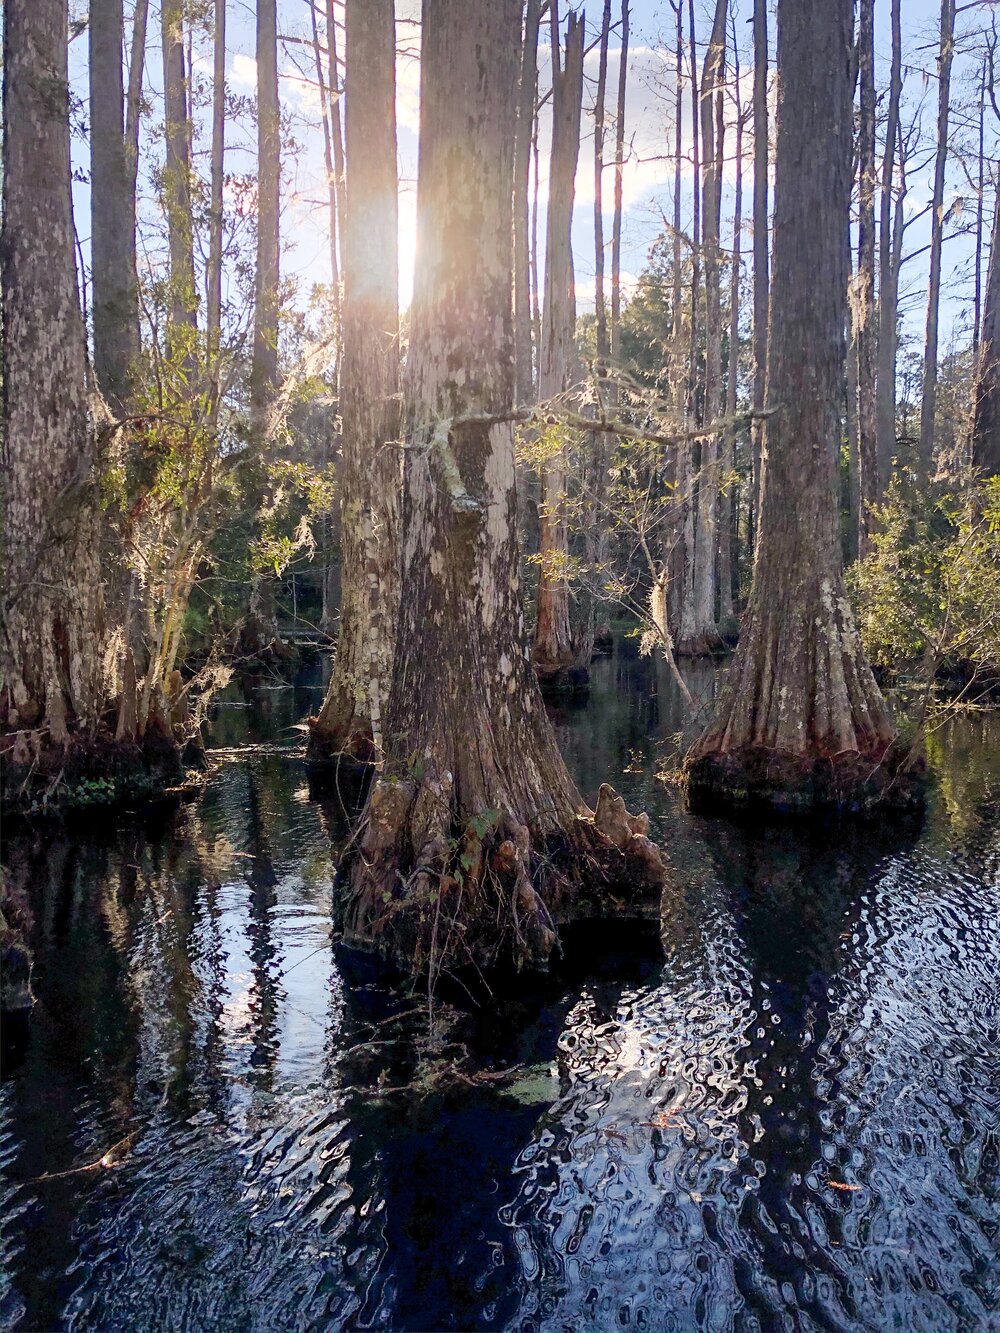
<box><xmin>686</xmin><ymin>742</ymin><xmax>927</xmax><ymax>814</ymax></box>
<box><xmin>337</xmin><ymin>775</ymin><xmax>666</xmax><ymax>980</ymax></box>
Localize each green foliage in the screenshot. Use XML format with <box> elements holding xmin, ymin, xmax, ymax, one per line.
<box><xmin>849</xmin><ymin>476</ymin><xmax>1000</xmax><ymax>686</ymax></box>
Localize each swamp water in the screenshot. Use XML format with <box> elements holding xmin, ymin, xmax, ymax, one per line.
<box><xmin>1</xmin><ymin>645</ymin><xmax>998</xmax><ymax>1333</ymax></box>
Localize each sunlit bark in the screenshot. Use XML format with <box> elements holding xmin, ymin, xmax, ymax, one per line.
<box><xmin>309</xmin><ymin>0</ymin><xmax>400</xmax><ymax>769</ymax></box>
<box><xmin>342</xmin><ymin>0</ymin><xmax>664</xmax><ymax>976</ymax></box>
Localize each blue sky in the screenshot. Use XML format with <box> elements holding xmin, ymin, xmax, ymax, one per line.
<box><xmin>69</xmin><ymin>0</ymin><xmax>993</xmax><ymax>359</ymax></box>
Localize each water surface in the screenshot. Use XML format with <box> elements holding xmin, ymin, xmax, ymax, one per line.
<box><xmin>2</xmin><ymin>646</ymin><xmax>998</xmax><ymax>1333</ymax></box>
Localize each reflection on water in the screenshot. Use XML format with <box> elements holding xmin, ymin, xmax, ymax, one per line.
<box><xmin>2</xmin><ymin>645</ymin><xmax>999</xmax><ymax>1333</ymax></box>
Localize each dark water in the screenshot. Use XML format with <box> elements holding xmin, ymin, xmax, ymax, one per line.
<box><xmin>2</xmin><ymin>646</ymin><xmax>999</xmax><ymax>1333</ymax></box>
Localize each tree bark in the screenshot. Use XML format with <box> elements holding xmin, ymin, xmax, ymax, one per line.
<box><xmin>675</xmin><ymin>0</ymin><xmax>702</xmax><ymax>652</ymax></box>
<box><xmin>574</xmin><ymin>0</ymin><xmax>613</xmax><ymax>672</ymax></box>
<box><xmin>683</xmin><ymin>0</ymin><xmax>727</xmax><ymax>655</ymax></box>
<box><xmin>533</xmin><ymin>9</ymin><xmax>584</xmax><ymax>680</ymax></box>
<box><xmin>161</xmin><ymin>0</ymin><xmax>197</xmax><ymax>341</ymax></box>
<box><xmin>687</xmin><ymin>0</ymin><xmax>920</xmax><ymax>814</ymax></box>
<box><xmin>750</xmin><ymin>0</ymin><xmax>769</xmax><ymax>550</ymax></box>
<box><xmin>308</xmin><ymin>0</ymin><xmax>341</xmax><ymax>339</ymax></box>
<box><xmin>251</xmin><ymin>0</ymin><xmax>281</xmax><ymax>424</ymax></box>
<box><xmin>90</xmin><ymin>0</ymin><xmax>140</xmax><ymax>411</ymax></box>
<box><xmin>972</xmin><ymin>180</ymin><xmax>1000</xmax><ymax>477</ymax></box>
<box><xmin>854</xmin><ymin>0</ymin><xmax>877</xmax><ymax>554</ymax></box>
<box><xmin>326</xmin><ymin>0</ymin><xmax>346</xmax><ymax>309</ymax></box>
<box><xmin>206</xmin><ymin>0</ymin><xmax>226</xmax><ymax>365</ymax></box>
<box><xmin>665</xmin><ymin>0</ymin><xmax>686</xmax><ymax>636</ymax></box>
<box><xmin>3</xmin><ymin>0</ymin><xmax>103</xmax><ymax>742</ymax></box>
<box><xmin>718</xmin><ymin>52</ymin><xmax>744</xmax><ymax>629</ymax></box>
<box><xmin>918</xmin><ymin>0</ymin><xmax>956</xmax><ymax>481</ymax></box>
<box><xmin>514</xmin><ymin>0</ymin><xmax>542</xmax><ymax>407</ymax></box>
<box><xmin>875</xmin><ymin>0</ymin><xmax>902</xmax><ymax>494</ymax></box>
<box><xmin>610</xmin><ymin>0</ymin><xmax>629</xmax><ymax>362</ymax></box>
<box><xmin>342</xmin><ymin>0</ymin><xmax>664</xmax><ymax>978</ymax></box>
<box><xmin>974</xmin><ymin>59</ymin><xmax>986</xmax><ymax>361</ymax></box>
<box><xmin>309</xmin><ymin>0</ymin><xmax>400</xmax><ymax>770</ymax></box>
<box><xmin>125</xmin><ymin>0</ymin><xmax>149</xmax><ymax>212</ymax></box>
<box><xmin>594</xmin><ymin>0</ymin><xmax>611</xmax><ymax>368</ymax></box>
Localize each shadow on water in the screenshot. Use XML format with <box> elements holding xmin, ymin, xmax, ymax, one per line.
<box><xmin>1</xmin><ymin>643</ymin><xmax>998</xmax><ymax>1332</ymax></box>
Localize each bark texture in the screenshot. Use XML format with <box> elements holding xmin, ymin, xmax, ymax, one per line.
<box><xmin>341</xmin><ymin>0</ymin><xmax>664</xmax><ymax>978</ymax></box>
<box><xmin>918</xmin><ymin>0</ymin><xmax>956</xmax><ymax>480</ymax></box>
<box><xmin>250</xmin><ymin>0</ymin><xmax>280</xmax><ymax>421</ymax></box>
<box><xmin>972</xmin><ymin>182</ymin><xmax>1000</xmax><ymax>478</ymax></box>
<box><xmin>875</xmin><ymin>0</ymin><xmax>902</xmax><ymax>494</ymax></box>
<box><xmin>309</xmin><ymin>0</ymin><xmax>400</xmax><ymax>769</ymax></box>
<box><xmin>533</xmin><ymin>10</ymin><xmax>584</xmax><ymax>681</ymax></box>
<box><xmin>514</xmin><ymin>0</ymin><xmax>542</xmax><ymax>407</ymax></box>
<box><xmin>718</xmin><ymin>56</ymin><xmax>743</xmax><ymax>630</ymax></box>
<box><xmin>750</xmin><ymin>0</ymin><xmax>769</xmax><ymax>545</ymax></box>
<box><xmin>2</xmin><ymin>0</ymin><xmax>106</xmax><ymax>746</ymax></box>
<box><xmin>684</xmin><ymin>0</ymin><xmax>728</xmax><ymax>656</ymax></box>
<box><xmin>2</xmin><ymin>0</ymin><xmax>180</xmax><ymax>804</ymax></box>
<box><xmin>161</xmin><ymin>0</ymin><xmax>197</xmax><ymax>338</ymax></box>
<box><xmin>854</xmin><ymin>0</ymin><xmax>877</xmax><ymax>555</ymax></box>
<box><xmin>206</xmin><ymin>0</ymin><xmax>226</xmax><ymax>361</ymax></box>
<box><xmin>90</xmin><ymin>0</ymin><xmax>140</xmax><ymax>410</ymax></box>
<box><xmin>687</xmin><ymin>0</ymin><xmax>920</xmax><ymax>814</ymax></box>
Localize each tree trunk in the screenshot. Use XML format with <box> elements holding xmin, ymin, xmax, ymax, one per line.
<box><xmin>250</xmin><ymin>0</ymin><xmax>280</xmax><ymax>424</ymax></box>
<box><xmin>854</xmin><ymin>0</ymin><xmax>877</xmax><ymax>554</ymax></box>
<box><xmin>309</xmin><ymin>0</ymin><xmax>341</xmax><ymax>338</ymax></box>
<box><xmin>875</xmin><ymin>0</ymin><xmax>902</xmax><ymax>494</ymax></box>
<box><xmin>610</xmin><ymin>0</ymin><xmax>629</xmax><ymax>362</ymax></box>
<box><xmin>972</xmin><ymin>181</ymin><xmax>1000</xmax><ymax>477</ymax></box>
<box><xmin>683</xmin><ymin>0</ymin><xmax>727</xmax><ymax>656</ymax></box>
<box><xmin>574</xmin><ymin>0</ymin><xmax>613</xmax><ymax>673</ymax></box>
<box><xmin>90</xmin><ymin>0</ymin><xmax>140</xmax><ymax>411</ymax></box>
<box><xmin>2</xmin><ymin>0</ymin><xmax>180</xmax><ymax>802</ymax></box>
<box><xmin>309</xmin><ymin>0</ymin><xmax>400</xmax><ymax>771</ymax></box>
<box><xmin>206</xmin><ymin>0</ymin><xmax>226</xmax><ymax>365</ymax></box>
<box><xmin>125</xmin><ymin>0</ymin><xmax>149</xmax><ymax>255</ymax></box>
<box><xmin>326</xmin><ymin>0</ymin><xmax>346</xmax><ymax>310</ymax></box>
<box><xmin>718</xmin><ymin>64</ymin><xmax>743</xmax><ymax>630</ymax></box>
<box><xmin>675</xmin><ymin>0</ymin><xmax>701</xmax><ymax>653</ymax></box>
<box><xmin>514</xmin><ymin>0</ymin><xmax>542</xmax><ymax>407</ymax></box>
<box><xmin>342</xmin><ymin>0</ymin><xmax>664</xmax><ymax>978</ymax></box>
<box><xmin>974</xmin><ymin>60</ymin><xmax>986</xmax><ymax>362</ymax></box>
<box><xmin>161</xmin><ymin>0</ymin><xmax>197</xmax><ymax>341</ymax></box>
<box><xmin>687</xmin><ymin>0</ymin><xmax>921</xmax><ymax>814</ymax></box>
<box><xmin>2</xmin><ymin>0</ymin><xmax>104</xmax><ymax>746</ymax></box>
<box><xmin>665</xmin><ymin>0</ymin><xmax>686</xmax><ymax>637</ymax></box>
<box><xmin>918</xmin><ymin>0</ymin><xmax>956</xmax><ymax>481</ymax></box>
<box><xmin>750</xmin><ymin>0</ymin><xmax>769</xmax><ymax>551</ymax></box>
<box><xmin>533</xmin><ymin>9</ymin><xmax>584</xmax><ymax>682</ymax></box>
<box><xmin>593</xmin><ymin>0</ymin><xmax>611</xmax><ymax>369</ymax></box>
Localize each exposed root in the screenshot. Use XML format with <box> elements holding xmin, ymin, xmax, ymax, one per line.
<box><xmin>533</xmin><ymin>662</ymin><xmax>591</xmax><ymax>696</ymax></box>
<box><xmin>675</xmin><ymin>629</ymin><xmax>728</xmax><ymax>659</ymax></box>
<box><xmin>686</xmin><ymin>741</ymin><xmax>927</xmax><ymax>814</ymax></box>
<box><xmin>337</xmin><ymin>775</ymin><xmax>666</xmax><ymax>980</ymax></box>
<box><xmin>0</xmin><ymin>723</ymin><xmax>185</xmax><ymax>815</ymax></box>
<box><xmin>305</xmin><ymin>714</ymin><xmax>377</xmax><ymax>774</ymax></box>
